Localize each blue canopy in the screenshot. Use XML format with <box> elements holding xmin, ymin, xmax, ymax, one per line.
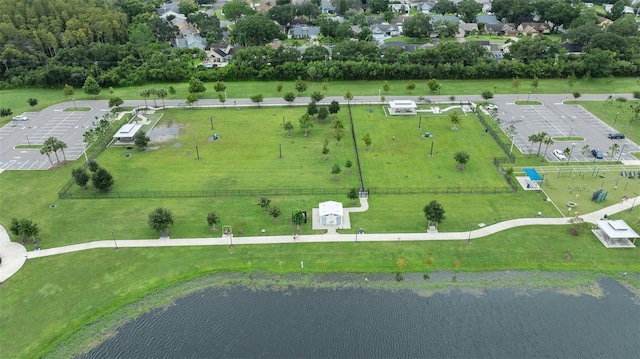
<box><xmin>523</xmin><ymin>168</ymin><xmax>543</xmax><ymax>181</ymax></box>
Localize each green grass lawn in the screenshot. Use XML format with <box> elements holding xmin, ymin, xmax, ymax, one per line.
<box><xmin>2</xmin><ymin>78</ymin><xmax>639</xmax><ymax>126</ymax></box>
<box><xmin>2</xmin><ymin>223</ymin><xmax>639</xmax><ymax>358</ymax></box>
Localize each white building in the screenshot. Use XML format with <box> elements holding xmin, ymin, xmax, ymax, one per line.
<box><xmin>388</xmin><ymin>100</ymin><xmax>417</xmax><ymax>115</ymax></box>
<box><xmin>319</xmin><ymin>201</ymin><xmax>343</xmax><ymax>225</ymax></box>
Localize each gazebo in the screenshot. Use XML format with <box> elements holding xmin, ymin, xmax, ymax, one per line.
<box><xmin>113</xmin><ymin>123</ymin><xmax>143</xmax><ymax>142</ymax></box>
<box><xmin>319</xmin><ymin>201</ymin><xmax>343</xmax><ymax>225</ymax></box>
<box><xmin>388</xmin><ymin>100</ymin><xmax>417</xmax><ymax>115</ymax></box>
<box><xmin>592</xmin><ymin>220</ymin><xmax>639</xmax><ymax>248</ymax></box>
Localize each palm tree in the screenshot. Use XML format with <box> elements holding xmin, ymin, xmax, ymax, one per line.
<box><xmin>44</xmin><ymin>137</ymin><xmax>59</xmax><ymax>163</ymax></box>
<box><xmin>535</xmin><ymin>132</ymin><xmax>547</xmax><ymax>156</ymax></box>
<box><xmin>527</xmin><ymin>134</ymin><xmax>537</xmax><ymax>154</ymax></box>
<box><xmin>40</xmin><ymin>144</ymin><xmax>53</xmax><ymax>165</ymax></box>
<box><xmin>156</xmin><ymin>88</ymin><xmax>168</xmax><ymax>108</ymax></box>
<box><xmin>56</xmin><ymin>139</ymin><xmax>68</xmax><ymax>162</ymax></box>
<box><xmin>140</xmin><ymin>89</ymin><xmax>150</xmax><ymax>108</ymax></box>
<box><xmin>542</xmin><ymin>136</ymin><xmax>554</xmax><ymax>159</ymax></box>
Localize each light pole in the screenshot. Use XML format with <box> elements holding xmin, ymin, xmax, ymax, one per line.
<box><xmin>378</xmin><ymin>88</ymin><xmax>381</xmax><ymax>102</ymax></box>
<box><xmin>527</xmin><ymin>91</ymin><xmax>531</xmax><ymax>103</ymax></box>
<box><xmin>509</xmin><ymin>134</ymin><xmax>515</xmax><ymax>155</ymax></box>
<box><xmin>619</xmin><ymin>144</ymin><xmax>627</xmax><ymax>161</ymax></box>
<box><xmin>25</xmin><ymin>134</ymin><xmax>31</xmax><ymax>147</ymax></box>
<box><xmin>614</xmin><ymin>112</ymin><xmax>619</xmax><ymax>125</ymax></box>
<box><xmin>629</xmin><ymin>193</ymin><xmax>638</xmax><ymax>212</ymax></box>
<box><xmin>568</xmin><ymin>143</ymin><xmax>575</xmax><ymax>164</ymax></box>
<box><xmin>112</xmin><ymin>229</ymin><xmax>118</xmax><ymax>251</ymax></box>
<box><xmin>467</xmin><ymin>222</ymin><xmax>473</xmax><ymax>243</ymax></box>
<box><xmin>82</xmin><ymin>142</ymin><xmax>88</xmax><ymax>162</ymax></box>
<box><xmin>568</xmin><ymin>125</ymin><xmax>574</xmax><ymax>139</ymax></box>
<box><xmin>72</xmin><ymin>98</ymin><xmax>77</xmax><ymax>110</ymax></box>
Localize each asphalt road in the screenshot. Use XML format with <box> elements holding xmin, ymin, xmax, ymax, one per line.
<box><xmin>0</xmin><ymin>93</ymin><xmax>637</xmax><ymax>171</ymax></box>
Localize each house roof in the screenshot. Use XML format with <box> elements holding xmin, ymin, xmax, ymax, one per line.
<box><xmin>319</xmin><ymin>201</ymin><xmax>343</xmax><ymax>216</ymax></box>
<box><xmin>291</xmin><ymin>25</ymin><xmax>321</xmax><ymax>37</ymax></box>
<box><xmin>383</xmin><ymin>41</ymin><xmax>417</xmax><ymax>53</ymax></box>
<box><xmin>459</xmin><ymin>23</ymin><xmax>478</xmax><ymax>31</ymax></box>
<box><xmin>596</xmin><ymin>220</ymin><xmax>640</xmax><ymax>239</ymax></box>
<box><xmin>113</xmin><ymin>124</ymin><xmax>143</xmax><ymax>138</ymax></box>
<box><xmin>476</xmin><ymin>14</ymin><xmax>498</xmax><ymax>24</ymax></box>
<box><xmin>389</xmin><ymin>100</ymin><xmax>417</xmax><ymax>109</ymax></box>
<box><xmin>432</xmin><ymin>15</ymin><xmax>461</xmax><ymax>23</ymax></box>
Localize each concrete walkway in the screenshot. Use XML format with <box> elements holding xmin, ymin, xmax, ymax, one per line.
<box><xmin>1</xmin><ymin>196</ymin><xmax>639</xmax><ymax>283</ymax></box>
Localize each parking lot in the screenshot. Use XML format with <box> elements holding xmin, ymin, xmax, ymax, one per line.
<box><xmin>491</xmin><ymin>94</ymin><xmax>639</xmax><ymax>162</ymax></box>
<box><xmin>0</xmin><ymin>101</ymin><xmax>110</xmax><ymax>170</ymax></box>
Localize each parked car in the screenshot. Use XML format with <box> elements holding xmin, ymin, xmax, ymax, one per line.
<box><xmin>552</xmin><ymin>149</ymin><xmax>566</xmax><ymax>160</ymax></box>
<box><xmin>591</xmin><ymin>149</ymin><xmax>604</xmax><ymax>159</ymax></box>
<box><xmin>608</xmin><ymin>132</ymin><xmax>625</xmax><ymax>139</ymax></box>
<box><xmin>12</xmin><ymin>115</ymin><xmax>28</xmax><ymax>121</ymax></box>
<box><xmin>486</xmin><ymin>104</ymin><xmax>498</xmax><ymax>111</ymax></box>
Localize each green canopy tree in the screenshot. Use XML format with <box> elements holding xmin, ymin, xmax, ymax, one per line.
<box><xmin>423</xmin><ymin>200</ymin><xmax>445</xmax><ymax>229</ymax></box>
<box><xmin>207</xmin><ymin>211</ymin><xmax>221</xmax><ymax>231</ymax></box>
<box><xmin>82</xmin><ymin>76</ymin><xmax>101</xmax><ymax>98</ymax></box>
<box><xmin>72</xmin><ymin>167</ymin><xmax>90</xmax><ymax>189</ymax></box>
<box><xmin>92</xmin><ymin>167</ymin><xmax>114</xmax><ymax>191</ymax></box>
<box><xmin>148</xmin><ymin>207</ymin><xmax>174</xmax><ymax>234</ymax></box>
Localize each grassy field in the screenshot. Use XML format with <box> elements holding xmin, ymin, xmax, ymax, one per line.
<box><xmin>1</xmin><ymin>90</ymin><xmax>640</xmax><ymax>357</ymax></box>
<box><xmin>2</xmin><ymin>77</ymin><xmax>639</xmax><ymax>125</ymax></box>
<box><xmin>2</xmin><ymin>223</ymin><xmax>639</xmax><ymax>358</ymax></box>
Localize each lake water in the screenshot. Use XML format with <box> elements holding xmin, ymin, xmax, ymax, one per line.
<box><xmin>79</xmin><ymin>278</ymin><xmax>639</xmax><ymax>359</ymax></box>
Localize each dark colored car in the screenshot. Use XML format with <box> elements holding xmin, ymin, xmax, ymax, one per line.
<box><xmin>608</xmin><ymin>132</ymin><xmax>625</xmax><ymax>139</ymax></box>
<box><xmin>591</xmin><ymin>149</ymin><xmax>604</xmax><ymax>159</ymax></box>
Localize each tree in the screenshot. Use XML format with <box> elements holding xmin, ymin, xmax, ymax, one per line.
<box><xmin>363</xmin><ymin>133</ymin><xmax>372</xmax><ymax>150</ymax></box>
<box><xmin>454</xmin><ymin>151</ymin><xmax>470</xmax><ymax>169</ymax></box>
<box><xmin>44</xmin><ymin>137</ymin><xmax>60</xmax><ymax>163</ymax></box>
<box><xmin>609</xmin><ymin>143</ymin><xmax>620</xmax><ymax>160</ymax></box>
<box><xmin>427</xmin><ymin>79</ymin><xmax>441</xmax><ymax>94</ymax></box>
<box><xmin>449</xmin><ymin>112</ymin><xmax>461</xmax><ymax>129</ymax></box>
<box><xmin>457</xmin><ymin>0</ymin><xmax>482</xmax><ymax>23</ymax></box>
<box><xmin>402</xmin><ymin>13</ymin><xmax>433</xmax><ymax>38</ymax></box>
<box><xmin>369</xmin><ymin>0</ymin><xmax>389</xmax><ymax>14</ymax></box>
<box><xmin>55</xmin><ymin>139</ymin><xmax>68</xmax><ymax>162</ymax></box>
<box><xmin>423</xmin><ymin>200</ymin><xmax>445</xmax><ymax>228</ymax></box>
<box><xmin>168</xmin><ymin>86</ymin><xmax>176</xmax><ymax>96</ymax></box>
<box><xmin>321</xmin><ymin>139</ymin><xmax>330</xmax><ymax>160</ymax></box>
<box><xmin>82</xmin><ymin>76</ymin><xmax>101</xmax><ymax>98</ymax></box>
<box><xmin>92</xmin><ymin>167</ymin><xmax>114</xmax><ymax>191</ymax></box>
<box><xmin>331</xmin><ymin>164</ymin><xmax>341</xmax><ymax>179</ymax></box>
<box><xmin>27</xmin><ymin>98</ymin><xmax>38</xmax><ymax>107</ymax></box>
<box><xmin>512</xmin><ymin>77</ymin><xmax>521</xmax><ymax>90</ymax></box>
<box><xmin>219</xmin><ymin>93</ymin><xmax>227</xmax><ymax>106</ymax></box>
<box><xmin>269</xmin><ymin>206</ymin><xmax>281</xmax><ymax>221</ymax></box>
<box><xmin>284</xmin><ymin>92</ymin><xmax>296</xmax><ymax>106</ymax></box>
<box><xmin>383</xmin><ymin>81</ymin><xmax>390</xmax><ymax>93</ymax></box>
<box><xmin>134</xmin><ymin>130</ymin><xmax>151</xmax><ymax>150</ymax></box>
<box><xmin>432</xmin><ymin>0</ymin><xmax>457</xmax><ymax>14</ymax></box>
<box><xmin>344</xmin><ymin>91</ymin><xmax>353</xmax><ymax>102</ymax></box>
<box><xmin>207</xmin><ymin>211</ymin><xmax>221</xmax><ymax>231</ymax></box>
<box><xmin>63</xmin><ymin>84</ymin><xmax>74</xmax><ymax>97</ymax></box>
<box><xmin>291</xmin><ymin>209</ymin><xmax>305</xmax><ymax>231</ymax></box>
<box><xmin>284</xmin><ymin>121</ymin><xmax>294</xmax><ymax>136</ymax></box>
<box><xmin>542</xmin><ymin>136</ymin><xmax>554</xmax><ymax>159</ymax></box>
<box><xmin>223</xmin><ymin>0</ymin><xmax>256</xmax><ymax>23</ymax></box>
<box><xmin>214</xmin><ymin>81</ymin><xmax>227</xmax><ymax>93</ymax></box>
<box><xmin>178</xmin><ymin>1</ymin><xmax>199</xmax><ymax>15</ymax></box>
<box><xmin>109</xmin><ymin>97</ymin><xmax>123</xmax><ymax>108</ymax></box>
<box><xmin>257</xmin><ymin>196</ymin><xmax>271</xmax><ymax>210</ymax></box>
<box><xmin>0</xmin><ymin>108</ymin><xmax>12</xmax><ymax>118</ymax></box>
<box><xmin>276</xmin><ymin>82</ymin><xmax>283</xmax><ymax>93</ymax></box>
<box><xmin>317</xmin><ymin>107</ymin><xmax>329</xmax><ymax>121</ymax></box>
<box><xmin>532</xmin><ymin>132</ymin><xmax>548</xmax><ymax>156</ymax></box>
<box><xmin>299</xmin><ymin>113</ymin><xmax>313</xmax><ymax>136</ymax></box>
<box><xmin>406</xmin><ymin>80</ymin><xmax>416</xmax><ymax>93</ymax></box>
<box><xmin>9</xmin><ymin>218</ymin><xmax>40</xmax><ymax>243</ymax></box>
<box><xmin>333</xmin><ymin>128</ymin><xmax>345</xmax><ymax>145</ymax></box>
<box><xmin>186</xmin><ymin>93</ymin><xmax>199</xmax><ymax>107</ymax></box>
<box><xmin>310</xmin><ymin>91</ymin><xmax>324</xmax><ymax>102</ymax></box>
<box><xmin>347</xmin><ymin>187</ymin><xmax>358</xmax><ymax>205</ymax></box>
<box><xmin>72</xmin><ymin>167</ymin><xmax>90</xmax><ymax>189</ymax></box>
<box><xmin>572</xmin><ymin>92</ymin><xmax>581</xmax><ymax>100</ymax></box>
<box><xmin>148</xmin><ymin>207</ymin><xmax>174</xmax><ymax>234</ymax></box>
<box><xmin>616</xmin><ymin>97</ymin><xmax>627</xmax><ymax>108</ymax></box>
<box><xmin>345</xmin><ymin>160</ymin><xmax>353</xmax><ymax>174</ymax></box>
<box><xmin>156</xmin><ymin>89</ymin><xmax>168</xmax><ymax>108</ymax></box>
<box><xmin>188</xmin><ymin>77</ymin><xmax>206</xmax><ymax>94</ymax></box>
<box><xmin>329</xmin><ymin>101</ymin><xmax>340</xmax><ymax>114</ymax></box>
<box><xmin>295</xmin><ymin>77</ymin><xmax>308</xmax><ymax>95</ymax></box>
<box><xmin>307</xmin><ymin>101</ymin><xmax>318</xmax><ymax>116</ymax></box>
<box><xmin>235</xmin><ymin>14</ymin><xmax>282</xmax><ymax>46</ymax></box>
<box><xmin>531</xmin><ymin>77</ymin><xmax>539</xmax><ymax>91</ymax></box>
<box><xmin>140</xmin><ymin>89</ymin><xmax>150</xmax><ymax>108</ymax></box>
<box><xmin>481</xmin><ymin>90</ymin><xmax>493</xmax><ymax>100</ymax></box>
<box><xmin>40</xmin><ymin>144</ymin><xmax>53</xmax><ymax>165</ymax></box>
<box><xmin>250</xmin><ymin>94</ymin><xmax>264</xmax><ymax>107</ymax></box>
<box><xmin>87</xmin><ymin>159</ymin><xmax>100</xmax><ymax>172</ymax></box>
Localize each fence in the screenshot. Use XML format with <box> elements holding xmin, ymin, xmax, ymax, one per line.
<box><xmin>493</xmin><ymin>157</ymin><xmax>519</xmax><ymax>193</ymax></box>
<box><xmin>367</xmin><ymin>186</ymin><xmax>514</xmax><ymax>195</ymax></box>
<box><xmin>474</xmin><ymin>111</ymin><xmax>515</xmax><ymax>162</ymax></box>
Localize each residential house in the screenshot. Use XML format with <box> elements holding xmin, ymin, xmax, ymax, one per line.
<box><xmin>476</xmin><ymin>14</ymin><xmax>499</xmax><ymax>25</ymax></box>
<box><xmin>208</xmin><ymin>44</ymin><xmax>235</xmax><ymax>63</ymax></box>
<box><xmin>390</xmin><ymin>3</ymin><xmax>409</xmax><ymax>13</ymax></box>
<box><xmin>517</xmin><ymin>22</ymin><xmax>550</xmax><ymax>35</ymax></box>
<box><xmin>459</xmin><ymin>22</ymin><xmax>479</xmax><ymax>36</ymax></box>
<box><xmin>321</xmin><ymin>0</ymin><xmax>335</xmax><ymax>14</ymax></box>
<box><xmin>176</xmin><ymin>33</ymin><xmax>206</xmax><ymax>50</ymax></box>
<box><xmin>431</xmin><ymin>15</ymin><xmax>461</xmax><ymax>24</ymax></box>
<box><xmin>412</xmin><ymin>2</ymin><xmax>433</xmax><ymax>13</ymax></box>
<box><xmin>484</xmin><ymin>23</ymin><xmax>517</xmax><ymax>36</ymax></box>
<box><xmin>560</xmin><ymin>42</ymin><xmax>583</xmax><ymax>55</ymax></box>
<box><xmin>382</xmin><ymin>41</ymin><xmax>418</xmax><ymax>53</ymax></box>
<box><xmin>290</xmin><ymin>25</ymin><xmax>321</xmax><ymax>40</ymax></box>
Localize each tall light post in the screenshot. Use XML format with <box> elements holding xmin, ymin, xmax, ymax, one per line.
<box><xmin>112</xmin><ymin>229</ymin><xmax>118</xmax><ymax>251</ymax></box>
<box><xmin>25</xmin><ymin>134</ymin><xmax>31</xmax><ymax>147</ymax></box>
<box><xmin>509</xmin><ymin>134</ymin><xmax>515</xmax><ymax>155</ymax></box>
<box><xmin>527</xmin><ymin>91</ymin><xmax>531</xmax><ymax>103</ymax></box>
<box><xmin>619</xmin><ymin>144</ymin><xmax>627</xmax><ymax>161</ymax></box>
<box><xmin>568</xmin><ymin>143</ymin><xmax>575</xmax><ymax>164</ymax></box>
<box><xmin>614</xmin><ymin>112</ymin><xmax>619</xmax><ymax>125</ymax></box>
<box><xmin>629</xmin><ymin>193</ymin><xmax>638</xmax><ymax>212</ymax></box>
<box><xmin>467</xmin><ymin>222</ymin><xmax>473</xmax><ymax>243</ymax></box>
<box><xmin>72</xmin><ymin>98</ymin><xmax>77</xmax><ymax>110</ymax></box>
<box><xmin>378</xmin><ymin>88</ymin><xmax>381</xmax><ymax>102</ymax></box>
<box><xmin>568</xmin><ymin>125</ymin><xmax>574</xmax><ymax>139</ymax></box>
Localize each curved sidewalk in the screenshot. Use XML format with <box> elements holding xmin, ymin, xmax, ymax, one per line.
<box><xmin>1</xmin><ymin>196</ymin><xmax>638</xmax><ymax>283</ymax></box>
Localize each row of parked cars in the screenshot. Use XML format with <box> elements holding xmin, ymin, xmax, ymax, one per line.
<box><xmin>551</xmin><ymin>133</ymin><xmax>625</xmax><ymax>161</ymax></box>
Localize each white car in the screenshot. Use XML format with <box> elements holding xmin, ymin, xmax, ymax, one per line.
<box><xmin>12</xmin><ymin>115</ymin><xmax>28</xmax><ymax>121</ymax></box>
<box><xmin>486</xmin><ymin>104</ymin><xmax>498</xmax><ymax>111</ymax></box>
<box><xmin>552</xmin><ymin>149</ymin><xmax>566</xmax><ymax>160</ymax></box>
